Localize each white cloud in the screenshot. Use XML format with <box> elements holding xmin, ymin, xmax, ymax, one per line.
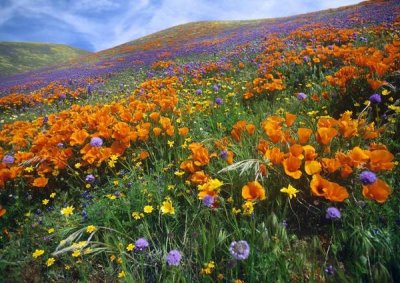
<box><xmin>0</xmin><ymin>0</ymin><xmax>363</xmax><ymax>51</ymax></box>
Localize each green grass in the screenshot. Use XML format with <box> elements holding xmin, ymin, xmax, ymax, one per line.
<box><xmin>0</xmin><ymin>42</ymin><xmax>90</xmax><ymax>77</ymax></box>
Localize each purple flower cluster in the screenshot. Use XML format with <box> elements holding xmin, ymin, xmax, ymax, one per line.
<box><xmin>135</xmin><ymin>238</ymin><xmax>149</xmax><ymax>251</ymax></box>
<box><xmin>166</xmin><ymin>250</ymin><xmax>182</xmax><ymax>266</ymax></box>
<box><xmin>202</xmin><ymin>195</ymin><xmax>215</xmax><ymax>207</ymax></box>
<box><xmin>369</xmin><ymin>94</ymin><xmax>381</xmax><ymax>104</ymax></box>
<box><xmin>229</xmin><ymin>240</ymin><xmax>250</xmax><ymax>260</ymax></box>
<box><xmin>359</xmin><ymin>171</ymin><xmax>377</xmax><ymax>185</ymax></box>
<box><xmin>2</xmin><ymin>155</ymin><xmax>14</xmax><ymax>164</ymax></box>
<box><xmin>326</xmin><ymin>207</ymin><xmax>341</xmax><ymax>220</ymax></box>
<box><xmin>85</xmin><ymin>174</ymin><xmax>95</xmax><ymax>183</ymax></box>
<box><xmin>297</xmin><ymin>92</ymin><xmax>307</xmax><ymax>100</ymax></box>
<box><xmin>90</xmin><ymin>137</ymin><xmax>103</xmax><ymax>147</ymax></box>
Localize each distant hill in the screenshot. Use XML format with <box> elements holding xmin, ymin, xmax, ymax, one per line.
<box><xmin>0</xmin><ymin>42</ymin><xmax>90</xmax><ymax>77</ymax></box>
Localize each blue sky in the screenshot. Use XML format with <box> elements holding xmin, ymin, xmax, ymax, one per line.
<box><xmin>0</xmin><ymin>0</ymin><xmax>362</xmax><ymax>52</ymax></box>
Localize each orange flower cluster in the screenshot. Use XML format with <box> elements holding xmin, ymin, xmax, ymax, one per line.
<box><xmin>0</xmin><ymin>76</ymin><xmax>182</xmax><ymax>188</ymax></box>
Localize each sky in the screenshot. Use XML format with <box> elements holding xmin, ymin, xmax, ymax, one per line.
<box><xmin>0</xmin><ymin>0</ymin><xmax>363</xmax><ymax>52</ymax></box>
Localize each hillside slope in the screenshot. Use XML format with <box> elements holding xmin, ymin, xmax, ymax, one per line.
<box><xmin>0</xmin><ymin>42</ymin><xmax>89</xmax><ymax>77</ymax></box>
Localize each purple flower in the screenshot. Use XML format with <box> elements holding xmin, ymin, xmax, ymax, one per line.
<box><xmin>215</xmin><ymin>97</ymin><xmax>223</xmax><ymax>105</ymax></box>
<box><xmin>90</xmin><ymin>137</ymin><xmax>103</xmax><ymax>147</ymax></box>
<box><xmin>220</xmin><ymin>150</ymin><xmax>228</xmax><ymax>159</ymax></box>
<box><xmin>57</xmin><ymin>142</ymin><xmax>64</xmax><ymax>148</ymax></box>
<box><xmin>85</xmin><ymin>174</ymin><xmax>95</xmax><ymax>183</ymax></box>
<box><xmin>326</xmin><ymin>207</ymin><xmax>341</xmax><ymax>220</ymax></box>
<box><xmin>369</xmin><ymin>94</ymin><xmax>381</xmax><ymax>104</ymax></box>
<box><xmin>42</xmin><ymin>116</ymin><xmax>48</xmax><ymax>125</ymax></box>
<box><xmin>135</xmin><ymin>238</ymin><xmax>149</xmax><ymax>251</ymax></box>
<box><xmin>213</xmin><ymin>85</ymin><xmax>219</xmax><ymax>92</ymax></box>
<box><xmin>297</xmin><ymin>92</ymin><xmax>307</xmax><ymax>100</ymax></box>
<box><xmin>2</xmin><ymin>155</ymin><xmax>14</xmax><ymax>164</ymax></box>
<box><xmin>60</xmin><ymin>93</ymin><xmax>66</xmax><ymax>99</ymax></box>
<box><xmin>166</xmin><ymin>250</ymin><xmax>182</xmax><ymax>266</ymax></box>
<box><xmin>359</xmin><ymin>171</ymin><xmax>377</xmax><ymax>185</ymax></box>
<box><xmin>196</xmin><ymin>89</ymin><xmax>202</xmax><ymax>95</ymax></box>
<box><xmin>202</xmin><ymin>195</ymin><xmax>214</xmax><ymax>207</ymax></box>
<box><xmin>325</xmin><ymin>265</ymin><xmax>335</xmax><ymax>275</ymax></box>
<box><xmin>229</xmin><ymin>240</ymin><xmax>250</xmax><ymax>260</ymax></box>
<box><xmin>303</xmin><ymin>56</ymin><xmax>310</xmax><ymax>63</ymax></box>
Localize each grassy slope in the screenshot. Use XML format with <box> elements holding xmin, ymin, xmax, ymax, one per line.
<box><xmin>0</xmin><ymin>42</ymin><xmax>90</xmax><ymax>77</ymax></box>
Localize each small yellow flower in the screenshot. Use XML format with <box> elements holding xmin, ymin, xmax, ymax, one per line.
<box><xmin>143</xmin><ymin>205</ymin><xmax>154</xmax><ymax>213</ymax></box>
<box><xmin>32</xmin><ymin>249</ymin><xmax>45</xmax><ymax>258</ymax></box>
<box><xmin>75</xmin><ymin>163</ymin><xmax>81</xmax><ymax>169</ymax></box>
<box><xmin>60</xmin><ymin>206</ymin><xmax>74</xmax><ymax>216</ymax></box>
<box><xmin>126</xmin><ymin>243</ymin><xmax>135</xmax><ymax>251</ymax></box>
<box><xmin>25</xmin><ymin>166</ymin><xmax>34</xmax><ymax>173</ymax></box>
<box><xmin>46</xmin><ymin>257</ymin><xmax>55</xmax><ymax>267</ymax></box>
<box><xmin>86</xmin><ymin>225</ymin><xmax>97</xmax><ymax>233</ymax></box>
<box><xmin>242</xmin><ymin>201</ymin><xmax>254</xmax><ymax>216</ymax></box>
<box><xmin>64</xmin><ymin>264</ymin><xmax>71</xmax><ymax>270</ymax></box>
<box><xmin>382</xmin><ymin>89</ymin><xmax>390</xmax><ymax>96</ymax></box>
<box><xmin>217</xmin><ymin>273</ymin><xmax>224</xmax><ymax>280</ymax></box>
<box><xmin>42</xmin><ymin>199</ymin><xmax>49</xmax><ymax>205</ymax></box>
<box><xmin>118</xmin><ymin>271</ymin><xmax>126</xmax><ymax>278</ymax></box>
<box><xmin>167</xmin><ymin>185</ymin><xmax>176</xmax><ymax>190</ymax></box>
<box><xmin>113</xmin><ymin>180</ymin><xmax>119</xmax><ymax>186</ymax></box>
<box><xmin>232</xmin><ymin>208</ymin><xmax>241</xmax><ymax>214</ymax></box>
<box><xmin>174</xmin><ymin>171</ymin><xmax>185</xmax><ymax>177</ymax></box>
<box><xmin>167</xmin><ymin>140</ymin><xmax>175</xmax><ymax>148</ymax></box>
<box><xmin>48</xmin><ymin>228</ymin><xmax>55</xmax><ymax>234</ymax></box>
<box><xmin>280</xmin><ymin>184</ymin><xmax>300</xmax><ymax>199</ymax></box>
<box><xmin>160</xmin><ymin>197</ymin><xmax>175</xmax><ymax>215</ymax></box>
<box><xmin>132</xmin><ymin>211</ymin><xmax>143</xmax><ymax>220</ymax></box>
<box><xmin>84</xmin><ymin>247</ymin><xmax>93</xmax><ymax>254</ymax></box>
<box><xmin>50</xmin><ymin>192</ymin><xmax>56</xmax><ymax>198</ymax></box>
<box><xmin>110</xmin><ymin>255</ymin><xmax>116</xmax><ymax>262</ymax></box>
<box><xmin>72</xmin><ymin>250</ymin><xmax>81</xmax><ymax>257</ymax></box>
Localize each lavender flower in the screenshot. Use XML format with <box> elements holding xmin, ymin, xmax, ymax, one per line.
<box><xmin>220</xmin><ymin>150</ymin><xmax>228</xmax><ymax>159</ymax></box>
<box><xmin>229</xmin><ymin>240</ymin><xmax>250</xmax><ymax>260</ymax></box>
<box><xmin>359</xmin><ymin>171</ymin><xmax>377</xmax><ymax>185</ymax></box>
<box><xmin>202</xmin><ymin>195</ymin><xmax>214</xmax><ymax>207</ymax></box>
<box><xmin>297</xmin><ymin>92</ymin><xmax>307</xmax><ymax>100</ymax></box>
<box><xmin>135</xmin><ymin>238</ymin><xmax>149</xmax><ymax>251</ymax></box>
<box><xmin>166</xmin><ymin>250</ymin><xmax>182</xmax><ymax>266</ymax></box>
<box><xmin>213</xmin><ymin>85</ymin><xmax>219</xmax><ymax>92</ymax></box>
<box><xmin>325</xmin><ymin>265</ymin><xmax>335</xmax><ymax>275</ymax></box>
<box><xmin>326</xmin><ymin>207</ymin><xmax>341</xmax><ymax>220</ymax></box>
<box><xmin>2</xmin><ymin>155</ymin><xmax>14</xmax><ymax>164</ymax></box>
<box><xmin>90</xmin><ymin>137</ymin><xmax>103</xmax><ymax>147</ymax></box>
<box><xmin>85</xmin><ymin>174</ymin><xmax>95</xmax><ymax>183</ymax></box>
<box><xmin>215</xmin><ymin>97</ymin><xmax>223</xmax><ymax>105</ymax></box>
<box><xmin>196</xmin><ymin>89</ymin><xmax>202</xmax><ymax>95</ymax></box>
<box><xmin>369</xmin><ymin>94</ymin><xmax>381</xmax><ymax>104</ymax></box>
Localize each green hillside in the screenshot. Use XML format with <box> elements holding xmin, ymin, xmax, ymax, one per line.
<box><xmin>0</xmin><ymin>42</ymin><xmax>89</xmax><ymax>77</ymax></box>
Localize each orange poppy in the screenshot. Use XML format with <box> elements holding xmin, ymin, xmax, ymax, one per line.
<box><xmin>139</xmin><ymin>150</ymin><xmax>150</xmax><ymax>160</ymax></box>
<box><xmin>32</xmin><ymin>177</ymin><xmax>48</xmax><ymax>188</ymax></box>
<box><xmin>265</xmin><ymin>147</ymin><xmax>285</xmax><ymax>165</ymax></box>
<box><xmin>310</xmin><ymin>174</ymin><xmax>348</xmax><ymax>202</ymax></box>
<box><xmin>189</xmin><ymin>143</ymin><xmax>210</xmax><ymax>166</ymax></box>
<box><xmin>297</xmin><ymin>128</ymin><xmax>313</xmax><ymax>144</ymax></box>
<box><xmin>362</xmin><ymin>179</ymin><xmax>391</xmax><ymax>203</ymax></box>
<box><xmin>321</xmin><ymin>158</ymin><xmax>341</xmax><ymax>173</ymax></box>
<box><xmin>305</xmin><ymin>160</ymin><xmax>322</xmax><ymax>175</ymax></box>
<box><xmin>0</xmin><ymin>205</ymin><xmax>6</xmax><ymax>217</ymax></box>
<box><xmin>316</xmin><ymin>127</ymin><xmax>338</xmax><ymax>145</ymax></box>
<box><xmin>242</xmin><ymin>181</ymin><xmax>266</xmax><ymax>201</ymax></box>
<box><xmin>285</xmin><ymin>112</ymin><xmax>296</xmax><ymax>127</ymax></box>
<box><xmin>180</xmin><ymin>160</ymin><xmax>198</xmax><ymax>173</ymax></box>
<box><xmin>348</xmin><ymin>147</ymin><xmax>370</xmax><ymax>168</ymax></box>
<box><xmin>188</xmin><ymin>171</ymin><xmax>209</xmax><ymax>184</ymax></box>
<box><xmin>283</xmin><ymin>156</ymin><xmax>302</xmax><ymax>179</ymax></box>
<box><xmin>153</xmin><ymin>127</ymin><xmax>162</xmax><ymax>136</ymax></box>
<box><xmin>303</xmin><ymin>145</ymin><xmax>317</xmax><ymax>161</ymax></box>
<box><xmin>290</xmin><ymin>144</ymin><xmax>304</xmax><ymax>159</ymax></box>
<box><xmin>69</xmin><ymin>129</ymin><xmax>89</xmax><ymax>146</ymax></box>
<box><xmin>369</xmin><ymin>150</ymin><xmax>394</xmax><ymax>171</ymax></box>
<box><xmin>178</xmin><ymin>127</ymin><xmax>189</xmax><ymax>136</ymax></box>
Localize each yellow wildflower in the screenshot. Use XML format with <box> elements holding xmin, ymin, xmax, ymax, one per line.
<box><xmin>60</xmin><ymin>206</ymin><xmax>74</xmax><ymax>216</ymax></box>
<box><xmin>126</xmin><ymin>243</ymin><xmax>135</xmax><ymax>251</ymax></box>
<box><xmin>48</xmin><ymin>228</ymin><xmax>55</xmax><ymax>234</ymax></box>
<box><xmin>72</xmin><ymin>250</ymin><xmax>81</xmax><ymax>257</ymax></box>
<box><xmin>32</xmin><ymin>249</ymin><xmax>45</xmax><ymax>258</ymax></box>
<box><xmin>160</xmin><ymin>197</ymin><xmax>175</xmax><ymax>215</ymax></box>
<box><xmin>42</xmin><ymin>199</ymin><xmax>49</xmax><ymax>205</ymax></box>
<box><xmin>143</xmin><ymin>205</ymin><xmax>154</xmax><ymax>213</ymax></box>
<box><xmin>50</xmin><ymin>192</ymin><xmax>56</xmax><ymax>198</ymax></box>
<box><xmin>86</xmin><ymin>225</ymin><xmax>97</xmax><ymax>233</ymax></box>
<box><xmin>46</xmin><ymin>257</ymin><xmax>55</xmax><ymax>267</ymax></box>
<box><xmin>118</xmin><ymin>271</ymin><xmax>126</xmax><ymax>278</ymax></box>
<box><xmin>280</xmin><ymin>184</ymin><xmax>300</xmax><ymax>199</ymax></box>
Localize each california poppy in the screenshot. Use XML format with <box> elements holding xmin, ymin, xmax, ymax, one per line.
<box><xmin>242</xmin><ymin>181</ymin><xmax>266</xmax><ymax>201</ymax></box>
<box><xmin>362</xmin><ymin>179</ymin><xmax>391</xmax><ymax>203</ymax></box>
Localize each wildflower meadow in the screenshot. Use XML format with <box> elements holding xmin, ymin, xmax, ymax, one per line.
<box><xmin>0</xmin><ymin>0</ymin><xmax>400</xmax><ymax>282</ymax></box>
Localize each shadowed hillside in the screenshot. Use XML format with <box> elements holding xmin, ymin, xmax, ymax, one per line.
<box><xmin>0</xmin><ymin>42</ymin><xmax>90</xmax><ymax>77</ymax></box>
